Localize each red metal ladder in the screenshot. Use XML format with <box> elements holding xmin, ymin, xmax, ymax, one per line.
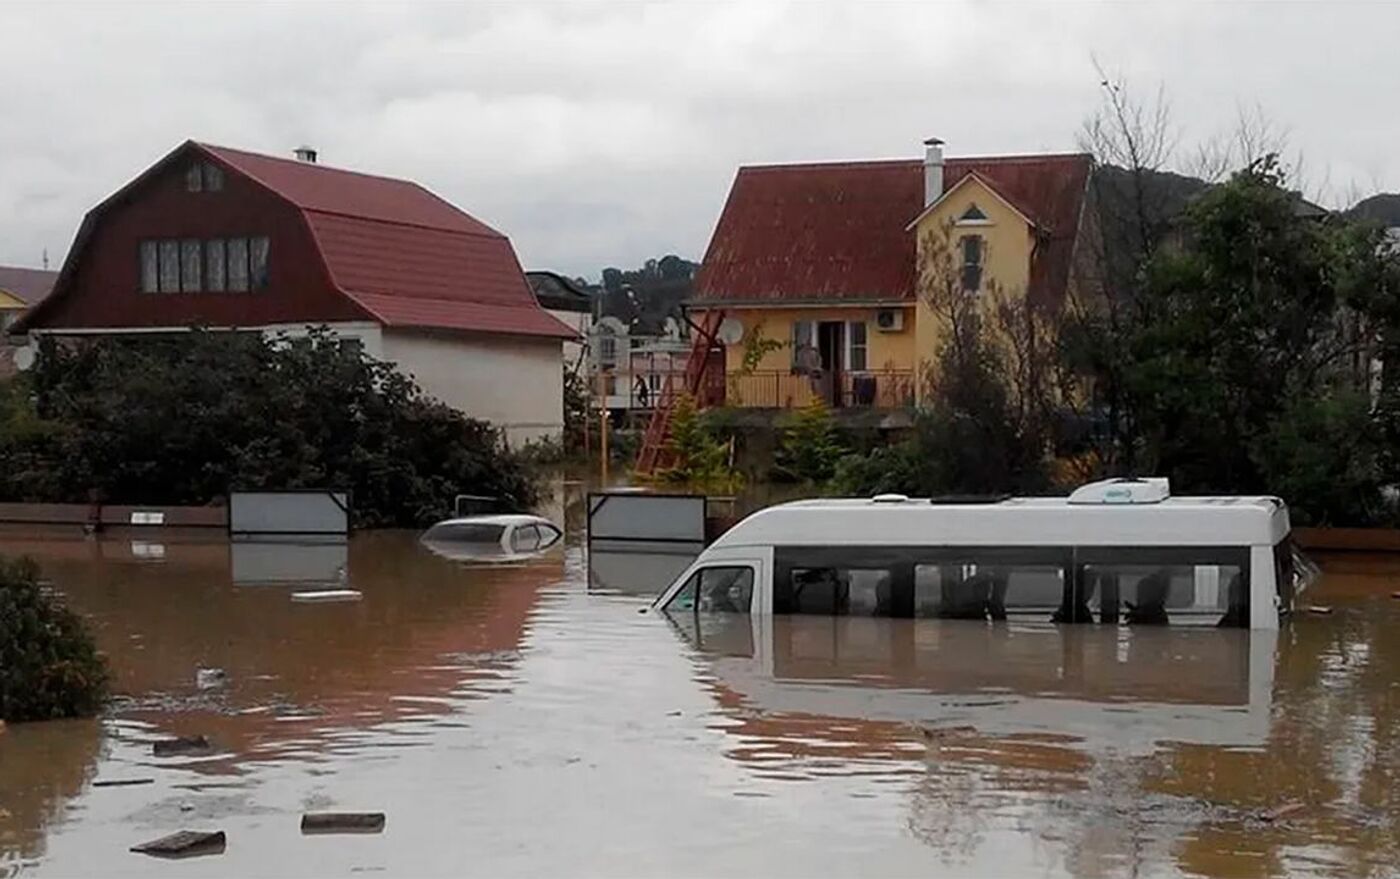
<box><xmin>634</xmin><ymin>309</ymin><xmax>725</xmax><ymax>476</ymax></box>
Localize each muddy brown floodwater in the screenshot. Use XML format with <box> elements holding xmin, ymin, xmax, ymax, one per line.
<box><xmin>3</xmin><ymin>509</ymin><xmax>1400</xmax><ymax>877</ymax></box>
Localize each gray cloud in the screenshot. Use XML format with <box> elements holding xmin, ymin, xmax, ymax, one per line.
<box><xmin>2</xmin><ymin>0</ymin><xmax>1397</xmax><ymax>280</ymax></box>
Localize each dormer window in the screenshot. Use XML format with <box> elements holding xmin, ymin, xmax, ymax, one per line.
<box><xmin>956</xmin><ymin>203</ymin><xmax>989</xmax><ymax>225</ymax></box>
<box><xmin>185</xmin><ymin>162</ymin><xmax>225</xmax><ymax>193</ymax></box>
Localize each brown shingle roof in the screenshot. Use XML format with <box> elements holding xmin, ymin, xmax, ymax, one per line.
<box><xmin>693</xmin><ymin>153</ymin><xmax>1092</xmax><ymax>305</ymax></box>
<box><xmin>0</xmin><ymin>265</ymin><xmax>58</xmax><ymax>306</ymax></box>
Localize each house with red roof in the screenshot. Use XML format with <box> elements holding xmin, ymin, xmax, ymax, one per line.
<box><xmin>12</xmin><ymin>141</ymin><xmax>575</xmax><ymax>442</ymax></box>
<box><xmin>0</xmin><ymin>264</ymin><xmax>58</xmax><ymax>377</ymax></box>
<box><xmin>689</xmin><ymin>140</ymin><xmax>1092</xmax><ymax>411</ymax></box>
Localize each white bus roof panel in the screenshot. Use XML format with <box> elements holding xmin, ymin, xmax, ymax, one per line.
<box><xmin>710</xmin><ymin>496</ymin><xmax>1290</xmax><ymax>550</ymax></box>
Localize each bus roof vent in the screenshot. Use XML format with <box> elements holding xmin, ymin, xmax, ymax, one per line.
<box><xmin>1067</xmin><ymin>477</ymin><xmax>1170</xmax><ymax>506</ymax></box>
<box><xmin>871</xmin><ymin>493</ymin><xmax>910</xmax><ymax>504</ymax></box>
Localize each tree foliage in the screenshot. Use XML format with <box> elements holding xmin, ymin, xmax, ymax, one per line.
<box><xmin>772</xmin><ymin>398</ymin><xmax>847</xmax><ymax>484</ymax></box>
<box><xmin>0</xmin><ymin>330</ymin><xmax>538</xmax><ymax>527</ymax></box>
<box><xmin>654</xmin><ymin>393</ymin><xmax>743</xmax><ymax>493</ymax></box>
<box><xmin>0</xmin><ymin>555</ymin><xmax>108</xmax><ymax>722</ymax></box>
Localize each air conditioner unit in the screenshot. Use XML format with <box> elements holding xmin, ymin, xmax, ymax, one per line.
<box><xmin>874</xmin><ymin>309</ymin><xmax>904</xmax><ymax>332</ymax></box>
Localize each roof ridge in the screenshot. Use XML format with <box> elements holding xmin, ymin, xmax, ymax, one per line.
<box><xmin>737</xmin><ymin>151</ymin><xmax>1091</xmax><ymax>174</ymax></box>
<box><xmin>196</xmin><ymin>141</ymin><xmax>419</xmax><ymax>187</ymax></box>
<box><xmin>300</xmin><ymin>206</ymin><xmax>505</xmax><ymax>238</ymax></box>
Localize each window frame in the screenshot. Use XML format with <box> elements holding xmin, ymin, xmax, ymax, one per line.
<box><xmin>845</xmin><ymin>320</ymin><xmax>868</xmax><ymax>373</ymax></box>
<box><xmin>662</xmin><ymin>564</ymin><xmax>758</xmax><ymax>615</ymax></box>
<box><xmin>959</xmin><ymin>234</ymin><xmax>984</xmax><ymax>292</ymax></box>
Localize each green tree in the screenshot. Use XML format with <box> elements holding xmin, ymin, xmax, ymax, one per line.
<box><xmin>0</xmin><ymin>555</ymin><xmax>108</xmax><ymax>722</ymax></box>
<box><xmin>2</xmin><ymin>330</ymin><xmax>538</xmax><ymax>527</ymax></box>
<box><xmin>654</xmin><ymin>393</ymin><xmax>743</xmax><ymax>493</ymax></box>
<box><xmin>772</xmin><ymin>398</ymin><xmax>847</xmax><ymax>484</ymax></box>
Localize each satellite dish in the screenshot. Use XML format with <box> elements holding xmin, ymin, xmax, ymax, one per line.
<box><xmin>716</xmin><ymin>317</ymin><xmax>745</xmax><ymax>345</ymax></box>
<box><xmin>13</xmin><ymin>345</ymin><xmax>34</xmax><ymax>372</ymax></box>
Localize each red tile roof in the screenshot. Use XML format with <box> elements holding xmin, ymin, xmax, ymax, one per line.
<box><xmin>0</xmin><ymin>265</ymin><xmax>58</xmax><ymax>306</ymax></box>
<box><xmin>693</xmin><ymin>153</ymin><xmax>1092</xmax><ymax>305</ymax></box>
<box><xmin>200</xmin><ymin>143</ymin><xmax>574</xmax><ymax>339</ymax></box>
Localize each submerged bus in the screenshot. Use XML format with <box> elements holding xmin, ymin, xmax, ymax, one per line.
<box><xmin>653</xmin><ymin>479</ymin><xmax>1312</xmax><ymax>631</ymax></box>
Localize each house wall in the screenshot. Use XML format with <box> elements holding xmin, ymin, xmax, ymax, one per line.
<box><xmin>912</xmin><ymin>176</ymin><xmax>1036</xmax><ymax>400</ymax></box>
<box><xmin>547</xmin><ymin>307</ymin><xmax>591</xmax><ymax>371</ymax></box>
<box><xmin>381</xmin><ymin>328</ymin><xmax>563</xmax><ymax>445</ymax></box>
<box><xmin>32</xmin><ymin>147</ymin><xmax>362</xmax><ymax>330</ymax></box>
<box><xmin>699</xmin><ymin>305</ymin><xmax>915</xmax><ymax>369</ymax></box>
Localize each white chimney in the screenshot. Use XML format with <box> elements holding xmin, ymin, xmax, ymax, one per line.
<box><xmin>293</xmin><ymin>145</ymin><xmax>318</xmax><ymax>164</ymax></box>
<box><xmin>923</xmin><ymin>137</ymin><xmax>945</xmax><ymax>206</ymax></box>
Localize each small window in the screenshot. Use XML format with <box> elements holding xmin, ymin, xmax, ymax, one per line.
<box><xmin>227</xmin><ymin>237</ymin><xmax>250</xmax><ymax>291</ymax></box>
<box><xmin>250</xmin><ymin>236</ymin><xmax>270</xmax><ymax>289</ymax></box>
<box><xmin>185</xmin><ymin>163</ymin><xmax>203</xmax><ymax>192</ymax></box>
<box><xmin>791</xmin><ymin>320</ymin><xmax>816</xmax><ymax>373</ymax></box>
<box><xmin>958</xmin><ymin>203</ymin><xmax>988</xmax><ymax>222</ymax></box>
<box><xmin>139</xmin><ymin>240</ymin><xmax>159</xmax><ymax>292</ymax></box>
<box><xmin>205</xmin><ymin>239</ymin><xmax>227</xmax><ymax>291</ymax></box>
<box><xmin>511</xmin><ymin>524</ymin><xmax>542</xmax><ymax>553</ymax></box>
<box><xmin>648</xmin><ymin>373</ymin><xmax>661</xmax><ymax>391</ymax></box>
<box><xmin>536</xmin><ymin>523</ymin><xmax>562</xmax><ymax>550</ymax></box>
<box><xmin>180</xmin><ymin>239</ymin><xmax>202</xmax><ymax>292</ymax></box>
<box><xmin>158</xmin><ymin>240</ymin><xmax>181</xmax><ymax>293</ymax></box>
<box><xmin>202</xmin><ymin>163</ymin><xmax>224</xmax><ymax>192</ymax></box>
<box><xmin>664</xmin><ymin>566</ymin><xmax>754</xmax><ymax>614</ymax></box>
<box><xmin>599</xmin><ymin>336</ymin><xmax>617</xmax><ymax>364</ymax></box>
<box><xmin>846</xmin><ymin>321</ymin><xmax>867</xmax><ymax>372</ymax></box>
<box><xmin>915</xmin><ymin>560</ymin><xmax>1065</xmax><ymax>620</ymax></box>
<box><xmin>790</xmin><ymin>567</ymin><xmax>897</xmax><ymax>616</ymax></box>
<box><xmin>960</xmin><ymin>235</ymin><xmax>983</xmax><ymax>292</ymax></box>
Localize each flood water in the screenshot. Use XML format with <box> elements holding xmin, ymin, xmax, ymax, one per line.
<box><xmin>4</xmin><ymin>501</ymin><xmax>1400</xmax><ymax>877</ymax></box>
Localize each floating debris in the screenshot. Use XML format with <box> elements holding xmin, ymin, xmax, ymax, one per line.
<box><xmin>130</xmin><ymin>830</ymin><xmax>226</xmax><ymax>858</ymax></box>
<box><xmin>301</xmin><ymin>812</ymin><xmax>387</xmax><ymax>834</ymax></box>
<box><xmin>93</xmin><ymin>777</ymin><xmax>155</xmax><ymax>788</ymax></box>
<box><xmin>196</xmin><ymin>668</ymin><xmax>228</xmax><ymax>690</ymax></box>
<box><xmin>1306</xmin><ymin>605</ymin><xmax>1334</xmax><ymax>615</ymax></box>
<box><xmin>291</xmin><ymin>589</ymin><xmax>363</xmax><ymax>604</ymax></box>
<box><xmin>1257</xmin><ymin>802</ymin><xmax>1306</xmax><ymax>823</ymax></box>
<box><xmin>153</xmin><ymin>735</ymin><xmax>213</xmax><ymax>757</ymax></box>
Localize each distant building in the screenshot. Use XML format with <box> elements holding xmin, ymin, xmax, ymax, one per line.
<box><xmin>590</xmin><ymin>314</ymin><xmax>690</xmax><ymax>413</ymax></box>
<box><xmin>13</xmin><ymin>141</ymin><xmax>575</xmax><ymax>443</ymax></box>
<box><xmin>526</xmin><ymin>270</ymin><xmax>595</xmax><ymax>373</ymax></box>
<box><xmin>0</xmin><ymin>264</ymin><xmax>57</xmax><ymax>377</ymax></box>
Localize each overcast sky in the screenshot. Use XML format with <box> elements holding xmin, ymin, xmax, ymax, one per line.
<box><xmin>1</xmin><ymin>1</ymin><xmax>1397</xmax><ymax>281</ymax></box>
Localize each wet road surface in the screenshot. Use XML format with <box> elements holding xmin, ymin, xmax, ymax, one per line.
<box><xmin>3</xmin><ymin>524</ymin><xmax>1400</xmax><ymax>877</ymax></box>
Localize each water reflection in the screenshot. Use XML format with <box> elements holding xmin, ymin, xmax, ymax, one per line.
<box><xmin>6</xmin><ymin>520</ymin><xmax>1400</xmax><ymax>877</ymax></box>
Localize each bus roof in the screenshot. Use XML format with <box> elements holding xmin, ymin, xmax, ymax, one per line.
<box><xmin>709</xmin><ymin>494</ymin><xmax>1291</xmax><ymax>550</ymax></box>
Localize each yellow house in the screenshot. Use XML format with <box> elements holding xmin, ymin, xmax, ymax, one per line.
<box><xmin>689</xmin><ymin>141</ymin><xmax>1092</xmax><ymax>410</ymax></box>
<box><xmin>0</xmin><ymin>264</ymin><xmax>58</xmax><ymax>376</ymax></box>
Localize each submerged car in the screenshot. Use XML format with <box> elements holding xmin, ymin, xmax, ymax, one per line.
<box><xmin>419</xmin><ymin>514</ymin><xmax>563</xmax><ymax>562</ymax></box>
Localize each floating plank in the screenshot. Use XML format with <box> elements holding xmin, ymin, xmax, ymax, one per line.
<box><xmin>94</xmin><ymin>778</ymin><xmax>155</xmax><ymax>788</ymax></box>
<box><xmin>153</xmin><ymin>735</ymin><xmax>213</xmax><ymax>757</ymax></box>
<box><xmin>1306</xmin><ymin>605</ymin><xmax>1334</xmax><ymax>615</ymax></box>
<box><xmin>130</xmin><ymin>830</ymin><xmax>226</xmax><ymax>858</ymax></box>
<box><xmin>301</xmin><ymin>812</ymin><xmax>386</xmax><ymax>834</ymax></box>
<box><xmin>291</xmin><ymin>589</ymin><xmax>362</xmax><ymax>604</ymax></box>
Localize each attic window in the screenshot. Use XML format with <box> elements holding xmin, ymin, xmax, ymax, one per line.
<box><xmin>957</xmin><ymin>203</ymin><xmax>989</xmax><ymax>224</ymax></box>
<box><xmin>185</xmin><ymin>162</ymin><xmax>224</xmax><ymax>193</ymax></box>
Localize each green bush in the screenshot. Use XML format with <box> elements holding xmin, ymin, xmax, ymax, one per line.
<box><xmin>0</xmin><ymin>556</ymin><xmax>108</xmax><ymax>722</ymax></box>
<box><xmin>0</xmin><ymin>329</ymin><xmax>538</xmax><ymax>527</ymax></box>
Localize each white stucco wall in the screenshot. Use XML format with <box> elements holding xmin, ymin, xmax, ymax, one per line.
<box><xmin>381</xmin><ymin>328</ymin><xmax>564</xmax><ymax>445</ymax></box>
<box><xmin>547</xmin><ymin>308</ymin><xmax>591</xmax><ymax>371</ymax></box>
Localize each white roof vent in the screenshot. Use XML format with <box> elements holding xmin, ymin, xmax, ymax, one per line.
<box><xmin>871</xmin><ymin>493</ymin><xmax>910</xmax><ymax>504</ymax></box>
<box><xmin>1067</xmin><ymin>477</ymin><xmax>1170</xmax><ymax>506</ymax></box>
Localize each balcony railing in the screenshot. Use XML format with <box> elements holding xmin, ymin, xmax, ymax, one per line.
<box><xmin>726</xmin><ymin>370</ymin><xmax>915</xmax><ymax>409</ymax></box>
